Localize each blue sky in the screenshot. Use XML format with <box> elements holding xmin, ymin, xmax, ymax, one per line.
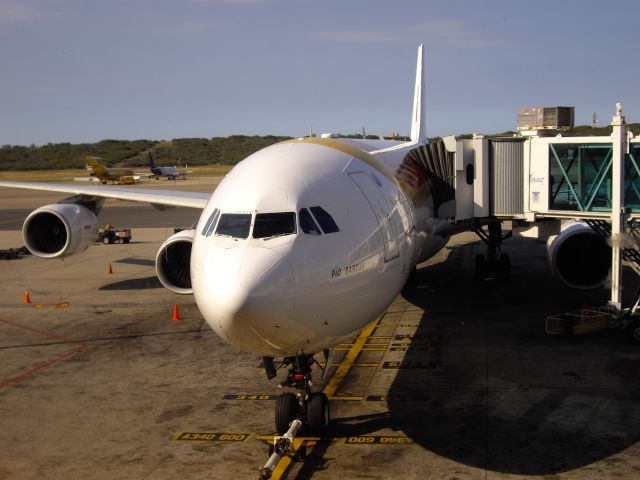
<box><xmin>0</xmin><ymin>0</ymin><xmax>638</xmax><ymax>145</ymax></box>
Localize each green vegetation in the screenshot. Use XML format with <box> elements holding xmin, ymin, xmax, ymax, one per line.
<box><xmin>0</xmin><ymin>135</ymin><xmax>292</xmax><ymax>171</ymax></box>
<box><xmin>3</xmin><ymin>124</ymin><xmax>639</xmax><ymax>171</ymax></box>
<box><xmin>562</xmin><ymin>123</ymin><xmax>640</xmax><ymax>137</ymax></box>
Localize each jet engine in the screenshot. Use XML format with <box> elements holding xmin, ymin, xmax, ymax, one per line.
<box><xmin>155</xmin><ymin>229</ymin><xmax>194</xmax><ymax>294</ymax></box>
<box><xmin>547</xmin><ymin>221</ymin><xmax>610</xmax><ymax>289</ymax></box>
<box><xmin>22</xmin><ymin>204</ymin><xmax>98</xmax><ymax>259</ymax></box>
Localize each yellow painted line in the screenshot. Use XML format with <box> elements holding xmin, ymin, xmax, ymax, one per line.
<box><xmin>270</xmin><ymin>452</ymin><xmax>294</xmax><ymax>480</ymax></box>
<box><xmin>255</xmin><ymin>436</ymin><xmax>321</xmax><ymax>442</ymax></box>
<box><xmin>329</xmin><ymin>396</ymin><xmax>364</xmax><ymax>401</ymax></box>
<box><xmin>322</xmin><ymin>363</ymin><xmax>379</xmax><ymax>367</ymax></box>
<box><xmin>324</xmin><ymin>319</ymin><xmax>379</xmax><ymax>399</ymax></box>
<box><xmin>256</xmin><ymin>437</ymin><xmax>319</xmax><ymax>480</ymax></box>
<box><xmin>333</xmin><ymin>347</ymin><xmax>387</xmax><ymax>352</ymax></box>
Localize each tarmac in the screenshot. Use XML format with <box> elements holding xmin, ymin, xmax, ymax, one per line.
<box><xmin>1</xmin><ymin>178</ymin><xmax>640</xmax><ymax>479</ymax></box>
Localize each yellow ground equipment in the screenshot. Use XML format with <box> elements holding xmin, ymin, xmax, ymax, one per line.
<box><xmin>546</xmin><ymin>307</ymin><xmax>617</xmax><ymax>336</ymax></box>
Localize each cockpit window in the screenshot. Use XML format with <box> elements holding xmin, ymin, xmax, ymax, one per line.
<box><xmin>215</xmin><ymin>213</ymin><xmax>251</xmax><ymax>239</ymax></box>
<box><xmin>309</xmin><ymin>206</ymin><xmax>339</xmax><ymax>233</ymax></box>
<box><xmin>299</xmin><ymin>208</ymin><xmax>321</xmax><ymax>235</ymax></box>
<box><xmin>253</xmin><ymin>212</ymin><xmax>296</xmax><ymax>239</ymax></box>
<box><xmin>200</xmin><ymin>208</ymin><xmax>220</xmax><ymax>237</ymax></box>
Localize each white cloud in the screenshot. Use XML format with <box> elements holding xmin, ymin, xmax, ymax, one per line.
<box><xmin>317</xmin><ymin>21</ymin><xmax>503</xmax><ymax>49</ymax></box>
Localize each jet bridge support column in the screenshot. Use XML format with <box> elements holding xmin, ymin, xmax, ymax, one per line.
<box><xmin>609</xmin><ymin>103</ymin><xmax>628</xmax><ymax>313</ymax></box>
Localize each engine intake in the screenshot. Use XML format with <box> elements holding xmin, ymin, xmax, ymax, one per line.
<box><xmin>23</xmin><ymin>204</ymin><xmax>98</xmax><ymax>258</ymax></box>
<box><xmin>547</xmin><ymin>222</ymin><xmax>610</xmax><ymax>289</ymax></box>
<box><xmin>155</xmin><ymin>229</ymin><xmax>194</xmax><ymax>294</ymax></box>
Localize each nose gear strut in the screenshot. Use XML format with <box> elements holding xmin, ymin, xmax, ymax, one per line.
<box><xmin>267</xmin><ymin>353</ymin><xmax>330</xmax><ymax>436</ymax></box>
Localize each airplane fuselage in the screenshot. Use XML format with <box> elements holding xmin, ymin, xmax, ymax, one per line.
<box><xmin>191</xmin><ymin>138</ymin><xmax>440</xmax><ymax>356</ymax></box>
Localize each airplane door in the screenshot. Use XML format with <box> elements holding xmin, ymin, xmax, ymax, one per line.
<box><xmin>349</xmin><ymin>172</ymin><xmax>399</xmax><ymax>262</ymax></box>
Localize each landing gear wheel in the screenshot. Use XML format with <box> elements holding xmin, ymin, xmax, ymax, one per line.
<box><xmin>475</xmin><ymin>254</ymin><xmax>486</xmax><ymax>281</ymax></box>
<box><xmin>627</xmin><ymin>318</ymin><xmax>640</xmax><ymax>345</ymax></box>
<box><xmin>499</xmin><ymin>253</ymin><xmax>511</xmax><ymax>281</ymax></box>
<box><xmin>307</xmin><ymin>392</ymin><xmax>329</xmax><ymax>435</ymax></box>
<box><xmin>275</xmin><ymin>392</ymin><xmax>298</xmax><ymax>435</ymax></box>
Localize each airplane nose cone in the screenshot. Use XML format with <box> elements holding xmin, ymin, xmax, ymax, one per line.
<box><xmin>194</xmin><ymin>245</ymin><xmax>296</xmax><ymax>353</ymax></box>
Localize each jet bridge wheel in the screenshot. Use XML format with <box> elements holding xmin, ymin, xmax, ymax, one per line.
<box><xmin>275</xmin><ymin>392</ymin><xmax>299</xmax><ymax>435</ymax></box>
<box><xmin>307</xmin><ymin>392</ymin><xmax>329</xmax><ymax>435</ymax></box>
<box><xmin>626</xmin><ymin>318</ymin><xmax>640</xmax><ymax>345</ymax></box>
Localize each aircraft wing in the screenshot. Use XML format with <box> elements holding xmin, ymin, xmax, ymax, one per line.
<box><xmin>0</xmin><ymin>181</ymin><xmax>210</xmax><ymax>209</ymax></box>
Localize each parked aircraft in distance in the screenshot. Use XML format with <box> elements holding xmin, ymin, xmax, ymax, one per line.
<box><xmin>149</xmin><ymin>154</ymin><xmax>187</xmax><ymax>180</ymax></box>
<box><xmin>0</xmin><ymin>45</ymin><xmax>614</xmax><ymax>443</ymax></box>
<box><xmin>85</xmin><ymin>156</ymin><xmax>149</xmax><ymax>184</ymax></box>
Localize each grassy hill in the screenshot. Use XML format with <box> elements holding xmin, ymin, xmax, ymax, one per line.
<box><xmin>2</xmin><ymin>124</ymin><xmax>639</xmax><ymax>171</ymax></box>
<box><xmin>0</xmin><ymin>135</ymin><xmax>292</xmax><ymax>171</ymax></box>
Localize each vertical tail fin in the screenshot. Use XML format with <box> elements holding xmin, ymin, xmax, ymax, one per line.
<box><xmin>85</xmin><ymin>156</ymin><xmax>105</xmax><ymax>175</ymax></box>
<box><xmin>149</xmin><ymin>153</ymin><xmax>157</xmax><ymax>169</ymax></box>
<box><xmin>410</xmin><ymin>44</ymin><xmax>427</xmax><ymax>144</ymax></box>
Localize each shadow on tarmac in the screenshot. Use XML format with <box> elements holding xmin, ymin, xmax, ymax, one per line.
<box><xmin>387</xmin><ymin>236</ymin><xmax>640</xmax><ymax>474</ymax></box>
<box><xmin>99</xmin><ymin>276</ymin><xmax>162</xmax><ymax>290</ymax></box>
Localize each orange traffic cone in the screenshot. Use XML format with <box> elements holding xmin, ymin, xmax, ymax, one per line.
<box><xmin>172</xmin><ymin>304</ymin><xmax>181</xmax><ymax>321</ymax></box>
<box><xmin>23</xmin><ymin>289</ymin><xmax>31</xmax><ymax>304</ymax></box>
<box><xmin>108</xmin><ymin>262</ymin><xmax>113</xmax><ymax>274</ymax></box>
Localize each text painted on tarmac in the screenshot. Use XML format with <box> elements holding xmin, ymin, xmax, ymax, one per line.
<box><xmin>174</xmin><ymin>432</ymin><xmax>251</xmax><ymax>442</ymax></box>
<box><xmin>343</xmin><ymin>436</ymin><xmax>413</xmax><ymax>445</ymax></box>
<box><xmin>222</xmin><ymin>394</ymin><xmax>277</xmax><ymax>401</ymax></box>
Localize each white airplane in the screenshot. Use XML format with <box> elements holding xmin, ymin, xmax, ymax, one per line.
<box><xmin>0</xmin><ymin>45</ymin><xmax>609</xmax><ymax>437</ymax></box>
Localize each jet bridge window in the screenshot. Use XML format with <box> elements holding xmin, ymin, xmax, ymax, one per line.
<box><xmin>309</xmin><ymin>206</ymin><xmax>339</xmax><ymax>234</ymax></box>
<box><xmin>253</xmin><ymin>212</ymin><xmax>296</xmax><ymax>239</ymax></box>
<box><xmin>215</xmin><ymin>213</ymin><xmax>251</xmax><ymax>239</ymax></box>
<box><xmin>299</xmin><ymin>208</ymin><xmax>321</xmax><ymax>235</ymax></box>
<box><xmin>200</xmin><ymin>208</ymin><xmax>220</xmax><ymax>237</ymax></box>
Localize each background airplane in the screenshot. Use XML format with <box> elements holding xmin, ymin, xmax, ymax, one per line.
<box><xmin>149</xmin><ymin>154</ymin><xmax>187</xmax><ymax>180</ymax></box>
<box><xmin>85</xmin><ymin>156</ymin><xmax>150</xmax><ymax>184</ymax></box>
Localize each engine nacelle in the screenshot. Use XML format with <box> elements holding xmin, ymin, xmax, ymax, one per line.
<box><xmin>547</xmin><ymin>221</ymin><xmax>610</xmax><ymax>289</ymax></box>
<box><xmin>155</xmin><ymin>229</ymin><xmax>194</xmax><ymax>294</ymax></box>
<box><xmin>23</xmin><ymin>204</ymin><xmax>98</xmax><ymax>259</ymax></box>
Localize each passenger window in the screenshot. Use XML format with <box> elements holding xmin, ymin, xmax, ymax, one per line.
<box><xmin>310</xmin><ymin>206</ymin><xmax>339</xmax><ymax>233</ymax></box>
<box><xmin>201</xmin><ymin>208</ymin><xmax>219</xmax><ymax>237</ymax></box>
<box><xmin>215</xmin><ymin>213</ymin><xmax>251</xmax><ymax>239</ymax></box>
<box><xmin>253</xmin><ymin>212</ymin><xmax>296</xmax><ymax>239</ymax></box>
<box><xmin>299</xmin><ymin>208</ymin><xmax>321</xmax><ymax>235</ymax></box>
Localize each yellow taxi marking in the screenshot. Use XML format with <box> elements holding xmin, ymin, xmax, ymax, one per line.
<box><xmin>255</xmin><ymin>436</ymin><xmax>320</xmax><ymax>480</ymax></box>
<box><xmin>222</xmin><ymin>394</ymin><xmax>365</xmax><ymax>401</ymax></box>
<box><xmin>174</xmin><ymin>432</ymin><xmax>251</xmax><ymax>442</ymax></box>
<box><xmin>324</xmin><ymin>319</ymin><xmax>379</xmax><ymax>399</ymax></box>
<box><xmin>33</xmin><ymin>302</ymin><xmax>70</xmax><ymax>309</ymax></box>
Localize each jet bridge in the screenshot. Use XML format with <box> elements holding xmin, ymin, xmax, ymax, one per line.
<box><xmin>412</xmin><ymin>105</ymin><xmax>640</xmax><ymax>321</ymax></box>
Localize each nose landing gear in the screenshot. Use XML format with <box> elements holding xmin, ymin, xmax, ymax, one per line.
<box><xmin>268</xmin><ymin>354</ymin><xmax>330</xmax><ymax>436</ymax></box>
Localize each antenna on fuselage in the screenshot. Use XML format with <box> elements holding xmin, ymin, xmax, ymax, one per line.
<box><xmin>410</xmin><ymin>44</ymin><xmax>427</xmax><ymax>144</ymax></box>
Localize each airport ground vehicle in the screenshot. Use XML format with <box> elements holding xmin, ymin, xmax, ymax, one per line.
<box><xmin>96</xmin><ymin>224</ymin><xmax>132</xmax><ymax>244</ymax></box>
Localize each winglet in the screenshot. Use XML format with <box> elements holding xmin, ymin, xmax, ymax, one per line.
<box><xmin>410</xmin><ymin>44</ymin><xmax>426</xmax><ymax>144</ymax></box>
